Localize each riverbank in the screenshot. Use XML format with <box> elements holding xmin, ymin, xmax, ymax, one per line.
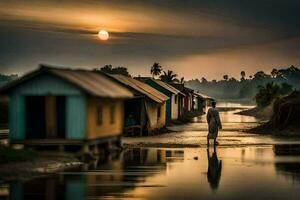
<box><xmin>236</xmin><ymin>104</ymin><xmax>273</xmax><ymax>120</ymax></box>
<box><xmin>0</xmin><ymin>147</ymin><xmax>82</xmax><ymax>182</ymax></box>
<box><xmin>245</xmin><ymin>92</ymin><xmax>300</xmax><ymax>136</ymax></box>
<box><xmin>248</xmin><ymin>122</ymin><xmax>300</xmax><ymax>136</ymax></box>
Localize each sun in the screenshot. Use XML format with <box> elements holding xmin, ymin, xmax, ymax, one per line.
<box><xmin>98</xmin><ymin>30</ymin><xmax>109</xmax><ymax>40</ymax></box>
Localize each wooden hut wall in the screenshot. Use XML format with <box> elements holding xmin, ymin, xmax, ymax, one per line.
<box><xmin>144</xmin><ymin>100</ymin><xmax>166</xmax><ymax>131</ymax></box>
<box><xmin>193</xmin><ymin>96</ymin><xmax>198</xmax><ymax>110</ymax></box>
<box><xmin>142</xmin><ymin>79</ymin><xmax>176</xmax><ymax>121</ymax></box>
<box><xmin>177</xmin><ymin>95</ymin><xmax>184</xmax><ymax>117</ymax></box>
<box><xmin>8</xmin><ymin>74</ymin><xmax>86</xmax><ymax>140</ymax></box>
<box><xmin>144</xmin><ymin>79</ymin><xmax>174</xmax><ymax>121</ymax></box>
<box><xmin>66</xmin><ymin>96</ymin><xmax>86</xmax><ymax>139</ymax></box>
<box><xmin>9</xmin><ymin>93</ymin><xmax>25</xmax><ymax>139</ymax></box>
<box><xmin>86</xmin><ymin>98</ymin><xmax>124</xmax><ymax>139</ymax></box>
<box><xmin>171</xmin><ymin>94</ymin><xmax>178</xmax><ymax>120</ymax></box>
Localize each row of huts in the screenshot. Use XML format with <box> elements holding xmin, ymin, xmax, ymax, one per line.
<box><xmin>0</xmin><ymin>65</ymin><xmax>213</xmax><ymax>152</ymax></box>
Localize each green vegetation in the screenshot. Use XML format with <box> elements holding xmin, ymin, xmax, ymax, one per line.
<box><xmin>95</xmin><ymin>64</ymin><xmax>131</xmax><ymax>76</ymax></box>
<box><xmin>0</xmin><ymin>147</ymin><xmax>36</xmax><ymax>163</ymax></box>
<box><xmin>150</xmin><ymin>62</ymin><xmax>162</xmax><ymax>78</ymax></box>
<box><xmin>255</xmin><ymin>82</ymin><xmax>293</xmax><ymax>107</ymax></box>
<box><xmin>0</xmin><ymin>74</ymin><xmax>18</xmax><ymax>87</ymax></box>
<box><xmin>159</xmin><ymin>70</ymin><xmax>179</xmax><ymax>83</ymax></box>
<box><xmin>150</xmin><ymin>62</ymin><xmax>184</xmax><ymax>83</ymax></box>
<box><xmin>185</xmin><ymin>65</ymin><xmax>300</xmax><ymax>100</ymax></box>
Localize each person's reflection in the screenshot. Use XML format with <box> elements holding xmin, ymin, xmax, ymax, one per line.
<box><xmin>207</xmin><ymin>146</ymin><xmax>222</xmax><ymax>190</ymax></box>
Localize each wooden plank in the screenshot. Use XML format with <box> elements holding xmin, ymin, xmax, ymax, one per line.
<box><xmin>9</xmin><ymin>94</ymin><xmax>25</xmax><ymax>140</ymax></box>
<box><xmin>45</xmin><ymin>96</ymin><xmax>57</xmax><ymax>138</ymax></box>
<box><xmin>66</xmin><ymin>96</ymin><xmax>86</xmax><ymax>139</ymax></box>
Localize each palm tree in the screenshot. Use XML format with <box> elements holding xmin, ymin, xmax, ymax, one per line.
<box><xmin>201</xmin><ymin>77</ymin><xmax>208</xmax><ymax>83</ymax></box>
<box><xmin>255</xmin><ymin>82</ymin><xmax>280</xmax><ymax>107</ymax></box>
<box><xmin>271</xmin><ymin>68</ymin><xmax>278</xmax><ymax>78</ymax></box>
<box><xmin>150</xmin><ymin>62</ymin><xmax>162</xmax><ymax>78</ymax></box>
<box><xmin>223</xmin><ymin>75</ymin><xmax>229</xmax><ymax>81</ymax></box>
<box><xmin>180</xmin><ymin>77</ymin><xmax>185</xmax><ymax>84</ymax></box>
<box><xmin>240</xmin><ymin>71</ymin><xmax>246</xmax><ymax>81</ymax></box>
<box><xmin>160</xmin><ymin>70</ymin><xmax>179</xmax><ymax>83</ymax></box>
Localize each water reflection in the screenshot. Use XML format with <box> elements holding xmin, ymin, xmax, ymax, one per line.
<box><xmin>275</xmin><ymin>162</ymin><xmax>300</xmax><ymax>183</ymax></box>
<box><xmin>207</xmin><ymin>146</ymin><xmax>222</xmax><ymax>190</ymax></box>
<box><xmin>5</xmin><ymin>148</ymin><xmax>184</xmax><ymax>200</ymax></box>
<box><xmin>4</xmin><ymin>147</ymin><xmax>300</xmax><ymax>199</ymax></box>
<box><xmin>273</xmin><ymin>144</ymin><xmax>300</xmax><ymax>183</ymax></box>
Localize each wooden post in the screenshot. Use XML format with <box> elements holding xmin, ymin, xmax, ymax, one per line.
<box><xmin>45</xmin><ymin>96</ymin><xmax>57</xmax><ymax>139</ymax></box>
<box><xmin>82</xmin><ymin>143</ymin><xmax>90</xmax><ymax>154</ymax></box>
<box><xmin>93</xmin><ymin>145</ymin><xmax>99</xmax><ymax>155</ymax></box>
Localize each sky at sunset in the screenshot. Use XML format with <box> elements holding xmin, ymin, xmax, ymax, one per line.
<box><xmin>0</xmin><ymin>0</ymin><xmax>300</xmax><ymax>80</ymax></box>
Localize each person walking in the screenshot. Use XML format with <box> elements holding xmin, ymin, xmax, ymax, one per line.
<box><xmin>207</xmin><ymin>101</ymin><xmax>222</xmax><ymax>146</ymax></box>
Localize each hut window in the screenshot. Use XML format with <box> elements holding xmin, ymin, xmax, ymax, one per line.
<box><xmin>175</xmin><ymin>95</ymin><xmax>178</xmax><ymax>104</ymax></box>
<box><xmin>96</xmin><ymin>104</ymin><xmax>103</xmax><ymax>125</ymax></box>
<box><xmin>110</xmin><ymin>103</ymin><xmax>116</xmax><ymax>124</ymax></box>
<box><xmin>157</xmin><ymin>106</ymin><xmax>161</xmax><ymax>118</ymax></box>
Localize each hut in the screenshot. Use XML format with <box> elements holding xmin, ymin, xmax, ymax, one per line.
<box><xmin>170</xmin><ymin>83</ymin><xmax>194</xmax><ymax>113</ymax></box>
<box><xmin>0</xmin><ymin>65</ymin><xmax>133</xmax><ymax>152</ymax></box>
<box><xmin>106</xmin><ymin>74</ymin><xmax>168</xmax><ymax>136</ymax></box>
<box><xmin>193</xmin><ymin>92</ymin><xmax>214</xmax><ymax>112</ymax></box>
<box><xmin>137</xmin><ymin>78</ymin><xmax>185</xmax><ymax>121</ymax></box>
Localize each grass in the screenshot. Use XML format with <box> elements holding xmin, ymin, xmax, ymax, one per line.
<box><xmin>0</xmin><ymin>146</ymin><xmax>37</xmax><ymax>163</ymax></box>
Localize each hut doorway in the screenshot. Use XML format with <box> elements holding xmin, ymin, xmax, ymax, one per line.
<box><xmin>25</xmin><ymin>96</ymin><xmax>46</xmax><ymax>139</ymax></box>
<box><xmin>25</xmin><ymin>96</ymin><xmax>66</xmax><ymax>139</ymax></box>
<box><xmin>124</xmin><ymin>98</ymin><xmax>142</xmax><ymax>126</ymax></box>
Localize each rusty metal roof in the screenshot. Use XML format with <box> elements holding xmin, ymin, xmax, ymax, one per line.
<box><xmin>109</xmin><ymin>74</ymin><xmax>169</xmax><ymax>103</ymax></box>
<box><xmin>0</xmin><ymin>65</ymin><xmax>133</xmax><ymax>98</ymax></box>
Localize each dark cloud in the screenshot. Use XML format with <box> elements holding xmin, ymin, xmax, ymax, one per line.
<box><xmin>0</xmin><ymin>0</ymin><xmax>299</xmax><ymax>78</ymax></box>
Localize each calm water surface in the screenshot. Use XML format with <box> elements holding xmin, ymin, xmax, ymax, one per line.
<box><xmin>2</xmin><ymin>102</ymin><xmax>300</xmax><ymax>200</ymax></box>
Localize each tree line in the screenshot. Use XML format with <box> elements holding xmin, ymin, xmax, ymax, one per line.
<box><xmin>1</xmin><ymin>64</ymin><xmax>298</xmax><ymax>105</ymax></box>
<box><xmin>185</xmin><ymin>65</ymin><xmax>300</xmax><ymax>101</ymax></box>
<box><xmin>96</xmin><ymin>62</ymin><xmax>185</xmax><ymax>83</ymax></box>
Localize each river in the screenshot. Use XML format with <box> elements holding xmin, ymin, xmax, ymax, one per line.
<box><xmin>1</xmin><ymin>103</ymin><xmax>300</xmax><ymax>199</ymax></box>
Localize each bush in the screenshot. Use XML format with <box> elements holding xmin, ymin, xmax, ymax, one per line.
<box><xmin>255</xmin><ymin>82</ymin><xmax>293</xmax><ymax>107</ymax></box>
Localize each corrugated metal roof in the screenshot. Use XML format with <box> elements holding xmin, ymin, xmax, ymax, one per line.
<box><xmin>194</xmin><ymin>92</ymin><xmax>214</xmax><ymax>100</ymax></box>
<box><xmin>109</xmin><ymin>74</ymin><xmax>168</xmax><ymax>103</ymax></box>
<box><xmin>138</xmin><ymin>77</ymin><xmax>185</xmax><ymax>96</ymax></box>
<box><xmin>0</xmin><ymin>65</ymin><xmax>133</xmax><ymax>98</ymax></box>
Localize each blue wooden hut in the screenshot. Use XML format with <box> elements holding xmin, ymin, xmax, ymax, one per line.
<box><xmin>0</xmin><ymin>65</ymin><xmax>133</xmax><ymax>152</ymax></box>
<box><xmin>193</xmin><ymin>92</ymin><xmax>214</xmax><ymax>112</ymax></box>
<box><xmin>137</xmin><ymin>78</ymin><xmax>185</xmax><ymax>122</ymax></box>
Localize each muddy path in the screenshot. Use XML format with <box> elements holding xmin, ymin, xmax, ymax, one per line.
<box><xmin>123</xmin><ymin>103</ymin><xmax>300</xmax><ymax>148</ymax></box>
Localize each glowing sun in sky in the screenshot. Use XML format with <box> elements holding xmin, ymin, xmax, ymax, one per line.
<box><xmin>98</xmin><ymin>30</ymin><xmax>109</xmax><ymax>40</ymax></box>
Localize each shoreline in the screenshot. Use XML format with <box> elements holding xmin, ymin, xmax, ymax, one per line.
<box><xmin>235</xmin><ymin>105</ymin><xmax>273</xmax><ymax>121</ymax></box>
<box><xmin>247</xmin><ymin>123</ymin><xmax>300</xmax><ymax>136</ymax></box>
<box><xmin>0</xmin><ymin>152</ymin><xmax>83</xmax><ymax>183</ymax></box>
<box><xmin>0</xmin><ymin>110</ymin><xmax>219</xmax><ymax>182</ymax></box>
